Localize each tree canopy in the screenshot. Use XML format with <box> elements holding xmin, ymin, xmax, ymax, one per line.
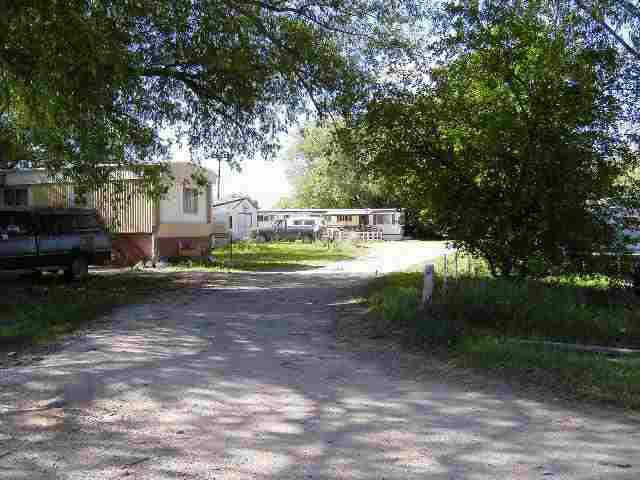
<box><xmin>430</xmin><ymin>0</ymin><xmax>640</xmax><ymax>141</ymax></box>
<box><xmin>0</xmin><ymin>0</ymin><xmax>422</xmax><ymax>186</ymax></box>
<box><xmin>278</xmin><ymin>123</ymin><xmax>397</xmax><ymax>209</ymax></box>
<box><xmin>342</xmin><ymin>6</ymin><xmax>634</xmax><ymax>276</ymax></box>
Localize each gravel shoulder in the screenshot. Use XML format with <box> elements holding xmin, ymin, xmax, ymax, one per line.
<box><xmin>1</xmin><ymin>241</ymin><xmax>639</xmax><ymax>479</ymax></box>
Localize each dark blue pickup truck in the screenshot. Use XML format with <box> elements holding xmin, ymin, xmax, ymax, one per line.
<box><xmin>0</xmin><ymin>208</ymin><xmax>111</xmax><ymax>280</ymax></box>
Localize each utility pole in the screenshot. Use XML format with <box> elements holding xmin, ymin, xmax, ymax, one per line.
<box><xmin>217</xmin><ymin>156</ymin><xmax>222</xmax><ymax>200</ymax></box>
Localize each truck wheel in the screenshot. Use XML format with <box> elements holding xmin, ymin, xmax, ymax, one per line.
<box><xmin>65</xmin><ymin>256</ymin><xmax>89</xmax><ymax>281</ymax></box>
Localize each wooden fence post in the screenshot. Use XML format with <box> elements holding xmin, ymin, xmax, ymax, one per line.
<box><xmin>422</xmin><ymin>263</ymin><xmax>434</xmax><ymax>307</ymax></box>
<box><xmin>454</xmin><ymin>251</ymin><xmax>459</xmax><ymax>277</ymax></box>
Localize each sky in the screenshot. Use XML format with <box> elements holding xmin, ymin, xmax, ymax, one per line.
<box><xmin>171</xmin><ymin>134</ymin><xmax>294</xmax><ymax>209</ymax></box>
<box><xmin>206</xmin><ymin>155</ymin><xmax>292</xmax><ymax>209</ymax></box>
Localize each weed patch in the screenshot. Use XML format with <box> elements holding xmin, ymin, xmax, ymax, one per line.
<box><xmin>363</xmin><ymin>260</ymin><xmax>640</xmax><ymax>409</ymax></box>
<box><xmin>0</xmin><ymin>272</ymin><xmax>181</xmax><ymax>346</ymax></box>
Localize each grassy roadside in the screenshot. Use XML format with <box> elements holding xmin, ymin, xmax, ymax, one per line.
<box><xmin>0</xmin><ymin>272</ymin><xmax>184</xmax><ymax>347</ymax></box>
<box><xmin>176</xmin><ymin>240</ymin><xmax>364</xmax><ymax>271</ymax></box>
<box><xmin>456</xmin><ymin>337</ymin><xmax>640</xmax><ymax>408</ymax></box>
<box><xmin>363</xmin><ymin>260</ymin><xmax>640</xmax><ymax>409</ymax></box>
<box><xmin>1</xmin><ymin>241</ymin><xmax>364</xmax><ymax>348</ymax></box>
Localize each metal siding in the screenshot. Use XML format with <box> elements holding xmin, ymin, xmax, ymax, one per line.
<box><xmin>87</xmin><ymin>180</ymin><xmax>154</xmax><ymax>234</ymax></box>
<box><xmin>47</xmin><ymin>184</ymin><xmax>72</xmax><ymax>208</ymax></box>
<box><xmin>34</xmin><ymin>180</ymin><xmax>155</xmax><ymax>234</ymax></box>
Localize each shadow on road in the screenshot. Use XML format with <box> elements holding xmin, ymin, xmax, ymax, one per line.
<box><xmin>1</xmin><ymin>266</ymin><xmax>639</xmax><ymax>479</ymax></box>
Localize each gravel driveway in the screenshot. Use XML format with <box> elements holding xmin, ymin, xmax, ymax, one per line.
<box><xmin>1</xmin><ymin>241</ymin><xmax>639</xmax><ymax>479</ymax></box>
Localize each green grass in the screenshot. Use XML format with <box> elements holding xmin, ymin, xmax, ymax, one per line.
<box><xmin>0</xmin><ymin>272</ymin><xmax>182</xmax><ymax>346</ymax></box>
<box><xmin>455</xmin><ymin>337</ymin><xmax>640</xmax><ymax>408</ymax></box>
<box><xmin>1</xmin><ymin>241</ymin><xmax>364</xmax><ymax>347</ymax></box>
<box><xmin>194</xmin><ymin>240</ymin><xmax>363</xmax><ymax>271</ymax></box>
<box><xmin>364</xmin><ymin>257</ymin><xmax>640</xmax><ymax>409</ymax></box>
<box><xmin>368</xmin><ymin>261</ymin><xmax>640</xmax><ymax>347</ymax></box>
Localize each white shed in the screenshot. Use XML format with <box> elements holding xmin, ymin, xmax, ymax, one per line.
<box><xmin>213</xmin><ymin>197</ymin><xmax>258</xmax><ymax>241</ymax></box>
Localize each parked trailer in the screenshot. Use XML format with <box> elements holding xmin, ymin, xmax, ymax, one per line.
<box><xmin>257</xmin><ymin>216</ymin><xmax>322</xmax><ymax>242</ymax></box>
<box><xmin>258</xmin><ymin>208</ymin><xmax>405</xmax><ymax>241</ymax></box>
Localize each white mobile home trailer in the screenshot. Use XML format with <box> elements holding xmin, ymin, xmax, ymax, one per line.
<box><xmin>257</xmin><ymin>208</ymin><xmax>405</xmax><ymax>241</ymax></box>
<box><xmin>0</xmin><ymin>162</ymin><xmax>217</xmax><ymax>261</ymax></box>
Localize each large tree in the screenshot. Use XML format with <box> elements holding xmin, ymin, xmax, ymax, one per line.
<box><xmin>430</xmin><ymin>0</ymin><xmax>640</xmax><ymax>141</ymax></box>
<box><xmin>0</xmin><ymin>0</ymin><xmax>421</xmax><ymax>187</ymax></box>
<box><xmin>343</xmin><ymin>8</ymin><xmax>633</xmax><ymax>277</ymax></box>
<box><xmin>280</xmin><ymin>123</ymin><xmax>396</xmax><ymax>208</ymax></box>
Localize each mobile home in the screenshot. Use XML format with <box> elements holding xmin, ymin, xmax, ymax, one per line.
<box><xmin>0</xmin><ymin>162</ymin><xmax>217</xmax><ymax>262</ymax></box>
<box><xmin>257</xmin><ymin>208</ymin><xmax>405</xmax><ymax>240</ymax></box>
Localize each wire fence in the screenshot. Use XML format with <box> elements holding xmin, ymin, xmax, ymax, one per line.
<box><xmin>432</xmin><ymin>250</ymin><xmax>639</xmax><ymax>285</ymax></box>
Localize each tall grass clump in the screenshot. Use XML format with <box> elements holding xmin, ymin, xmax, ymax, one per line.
<box><xmin>369</xmin><ymin>284</ymin><xmax>464</xmax><ymax>346</ymax></box>
<box><xmin>368</xmin><ymin>253</ymin><xmax>640</xmax><ymax>347</ymax></box>
<box><xmin>363</xmin><ymin>251</ymin><xmax>640</xmax><ymax>408</ymax></box>
<box><xmin>370</xmin><ymin>287</ymin><xmax>420</xmax><ymax>326</ymax></box>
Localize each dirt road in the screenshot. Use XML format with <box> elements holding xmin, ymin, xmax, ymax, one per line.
<box><xmin>1</xmin><ymin>241</ymin><xmax>639</xmax><ymax>479</ymax></box>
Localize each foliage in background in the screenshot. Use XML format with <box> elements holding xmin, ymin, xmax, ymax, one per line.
<box><xmin>0</xmin><ymin>0</ymin><xmax>423</xmax><ymax>187</ymax></box>
<box><xmin>276</xmin><ymin>122</ymin><xmax>444</xmax><ymax>238</ymax></box>
<box><xmin>425</xmin><ymin>0</ymin><xmax>639</xmax><ymax>147</ymax></box>
<box><xmin>277</xmin><ymin>123</ymin><xmax>399</xmax><ymax>209</ymax></box>
<box><xmin>343</xmin><ymin>7</ymin><xmax>635</xmax><ymax>276</ymax></box>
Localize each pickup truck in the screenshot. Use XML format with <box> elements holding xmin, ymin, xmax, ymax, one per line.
<box><xmin>0</xmin><ymin>208</ymin><xmax>112</xmax><ymax>280</ymax></box>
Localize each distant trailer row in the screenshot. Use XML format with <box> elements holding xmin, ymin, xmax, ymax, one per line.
<box><xmin>257</xmin><ymin>208</ymin><xmax>405</xmax><ymax>241</ymax></box>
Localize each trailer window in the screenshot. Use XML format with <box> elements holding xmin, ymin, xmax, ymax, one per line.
<box><xmin>3</xmin><ymin>188</ymin><xmax>28</xmax><ymax>207</ymax></box>
<box><xmin>183</xmin><ymin>188</ymin><xmax>199</xmax><ymax>214</ymax></box>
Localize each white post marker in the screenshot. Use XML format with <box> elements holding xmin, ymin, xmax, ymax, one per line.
<box><xmin>442</xmin><ymin>253</ymin><xmax>448</xmax><ymax>293</ymax></box>
<box><xmin>422</xmin><ymin>263</ymin><xmax>434</xmax><ymax>307</ymax></box>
